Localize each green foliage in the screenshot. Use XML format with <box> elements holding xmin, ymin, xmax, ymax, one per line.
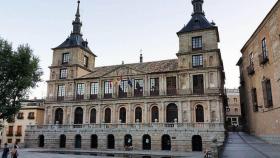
<box><xmin>0</xmin><ymin>38</ymin><xmax>42</xmax><ymax>121</ymax></box>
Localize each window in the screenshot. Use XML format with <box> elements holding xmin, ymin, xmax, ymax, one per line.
<box><xmin>234</xmin><ymin>98</ymin><xmax>237</xmax><ymax>103</ymax></box>
<box><xmin>249</xmin><ymin>52</ymin><xmax>254</xmax><ymax>66</ymax></box>
<box><xmin>150</xmin><ymin>78</ymin><xmax>159</xmax><ymax>96</ymax></box>
<box><xmin>262</xmin><ymin>79</ymin><xmax>273</xmax><ymax>108</ymax></box>
<box><xmin>62</xmin><ymin>53</ymin><xmax>70</xmax><ymax>64</ymax></box>
<box><xmin>90</xmin><ymin>82</ymin><xmax>99</xmax><ymax>99</ymax></box>
<box><xmin>193</xmin><ymin>74</ymin><xmax>204</xmax><ymax>94</ymax></box>
<box><xmin>134</xmin><ymin>79</ymin><xmax>144</xmax><ymax>97</ymax></box>
<box><xmin>17</xmin><ymin>112</ymin><xmax>24</xmax><ymax>119</ymax></box>
<box><xmin>16</xmin><ymin>126</ymin><xmax>22</xmax><ymax>136</ymax></box>
<box><xmin>251</xmin><ymin>88</ymin><xmax>258</xmax><ymax>112</ymax></box>
<box><xmin>28</xmin><ymin>112</ymin><xmax>35</xmax><ymax>119</ymax></box>
<box><xmin>262</xmin><ymin>38</ymin><xmax>268</xmax><ymax>58</ymax></box>
<box><xmin>192</xmin><ymin>55</ymin><xmax>203</xmax><ymax>68</ymax></box>
<box><xmin>60</xmin><ymin>69</ymin><xmax>67</xmax><ymax>79</ymax></box>
<box><xmin>192</xmin><ymin>36</ymin><xmax>202</xmax><ymax>50</ymax></box>
<box><xmin>104</xmin><ymin>81</ymin><xmax>113</xmax><ymax>99</ymax></box>
<box><xmin>135</xmin><ymin>107</ymin><xmax>142</xmax><ymax>123</ymax></box>
<box><xmin>16</xmin><ymin>139</ymin><xmax>21</xmax><ymax>144</ymax></box>
<box><xmin>166</xmin><ymin>77</ymin><xmax>176</xmax><ymax>95</ymax></box>
<box><xmin>57</xmin><ymin>85</ymin><xmax>65</xmax><ymax>101</ymax></box>
<box><xmin>76</xmin><ymin>83</ymin><xmax>85</xmax><ymax>100</ymax></box>
<box><xmin>234</xmin><ymin>108</ymin><xmax>238</xmax><ymax>113</ymax></box>
<box><xmin>83</xmin><ymin>56</ymin><xmax>88</xmax><ymax>67</ymax></box>
<box><xmin>7</xmin><ymin>139</ymin><xmax>12</xmax><ymax>143</ymax></box>
<box><xmin>119</xmin><ymin>80</ymin><xmax>128</xmax><ymax>98</ymax></box>
<box><xmin>7</xmin><ymin>126</ymin><xmax>13</xmax><ymax>136</ymax></box>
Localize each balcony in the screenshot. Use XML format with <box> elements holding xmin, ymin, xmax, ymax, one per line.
<box><xmin>104</xmin><ymin>93</ymin><xmax>112</xmax><ymax>99</ymax></box>
<box><xmin>90</xmin><ymin>94</ymin><xmax>98</xmax><ymax>100</ymax></box>
<box><xmin>259</xmin><ymin>54</ymin><xmax>269</xmax><ymax>65</ymax></box>
<box><xmin>15</xmin><ymin>133</ymin><xmax>22</xmax><ymax>136</ymax></box>
<box><xmin>6</xmin><ymin>133</ymin><xmax>13</xmax><ymax>137</ymax></box>
<box><xmin>26</xmin><ymin>123</ymin><xmax>224</xmax><ymax>132</ymax></box>
<box><xmin>118</xmin><ymin>92</ymin><xmax>127</xmax><ymax>98</ymax></box>
<box><xmin>134</xmin><ymin>90</ymin><xmax>143</xmax><ymax>97</ymax></box>
<box><xmin>76</xmin><ymin>95</ymin><xmax>84</xmax><ymax>100</ymax></box>
<box><xmin>57</xmin><ymin>96</ymin><xmax>64</xmax><ymax>101</ymax></box>
<box><xmin>193</xmin><ymin>88</ymin><xmax>204</xmax><ymax>95</ymax></box>
<box><xmin>247</xmin><ymin>64</ymin><xmax>255</xmax><ymax>75</ymax></box>
<box><xmin>150</xmin><ymin>90</ymin><xmax>159</xmax><ymax>96</ymax></box>
<box><xmin>166</xmin><ymin>88</ymin><xmax>177</xmax><ymax>96</ymax></box>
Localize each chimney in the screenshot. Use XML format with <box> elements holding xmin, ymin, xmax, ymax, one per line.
<box><xmin>140</xmin><ymin>54</ymin><xmax>143</xmax><ymax>63</ymax></box>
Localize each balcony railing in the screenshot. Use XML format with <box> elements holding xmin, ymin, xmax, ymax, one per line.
<box><xmin>15</xmin><ymin>133</ymin><xmax>22</xmax><ymax>136</ymax></box>
<box><xmin>26</xmin><ymin>123</ymin><xmax>224</xmax><ymax>131</ymax></box>
<box><xmin>76</xmin><ymin>95</ymin><xmax>84</xmax><ymax>100</ymax></box>
<box><xmin>166</xmin><ymin>88</ymin><xmax>177</xmax><ymax>96</ymax></box>
<box><xmin>46</xmin><ymin>88</ymin><xmax>222</xmax><ymax>102</ymax></box>
<box><xmin>247</xmin><ymin>64</ymin><xmax>255</xmax><ymax>75</ymax></box>
<box><xmin>259</xmin><ymin>54</ymin><xmax>269</xmax><ymax>65</ymax></box>
<box><xmin>150</xmin><ymin>90</ymin><xmax>159</xmax><ymax>96</ymax></box>
<box><xmin>6</xmin><ymin>133</ymin><xmax>13</xmax><ymax>136</ymax></box>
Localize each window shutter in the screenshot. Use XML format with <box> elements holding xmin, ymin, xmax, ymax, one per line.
<box><xmin>262</xmin><ymin>80</ymin><xmax>268</xmax><ymax>108</ymax></box>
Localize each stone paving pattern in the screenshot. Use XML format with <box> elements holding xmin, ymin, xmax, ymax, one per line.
<box><xmin>222</xmin><ymin>132</ymin><xmax>280</xmax><ymax>158</ymax></box>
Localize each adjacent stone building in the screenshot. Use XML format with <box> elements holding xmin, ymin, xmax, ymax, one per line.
<box><xmin>225</xmin><ymin>89</ymin><xmax>241</xmax><ymax>127</ymax></box>
<box><xmin>237</xmin><ymin>1</ymin><xmax>280</xmax><ymax>144</ymax></box>
<box><xmin>0</xmin><ymin>99</ymin><xmax>44</xmax><ymax>147</ymax></box>
<box><xmin>25</xmin><ymin>0</ymin><xmax>226</xmax><ymax>151</ymax></box>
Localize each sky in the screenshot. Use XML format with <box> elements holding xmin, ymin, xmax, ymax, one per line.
<box><xmin>0</xmin><ymin>0</ymin><xmax>278</xmax><ymax>99</ymax></box>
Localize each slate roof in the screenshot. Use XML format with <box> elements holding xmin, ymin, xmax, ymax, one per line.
<box><xmin>177</xmin><ymin>14</ymin><xmax>216</xmax><ymax>35</ymax></box>
<box><xmin>80</xmin><ymin>59</ymin><xmax>178</xmax><ymax>79</ymax></box>
<box><xmin>53</xmin><ymin>33</ymin><xmax>96</xmax><ymax>56</ymax></box>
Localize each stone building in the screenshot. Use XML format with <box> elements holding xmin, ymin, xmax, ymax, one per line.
<box><xmin>25</xmin><ymin>0</ymin><xmax>226</xmax><ymax>152</ymax></box>
<box><xmin>225</xmin><ymin>89</ymin><xmax>241</xmax><ymax>127</ymax></box>
<box><xmin>0</xmin><ymin>99</ymin><xmax>44</xmax><ymax>147</ymax></box>
<box><xmin>237</xmin><ymin>1</ymin><xmax>280</xmax><ymax>144</ymax></box>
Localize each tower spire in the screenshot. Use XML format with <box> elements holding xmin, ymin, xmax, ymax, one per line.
<box><xmin>72</xmin><ymin>0</ymin><xmax>82</xmax><ymax>35</ymax></box>
<box><xmin>192</xmin><ymin>0</ymin><xmax>204</xmax><ymax>16</ymax></box>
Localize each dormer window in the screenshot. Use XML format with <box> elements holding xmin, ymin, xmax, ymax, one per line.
<box><xmin>83</xmin><ymin>55</ymin><xmax>88</xmax><ymax>67</ymax></box>
<box><xmin>62</xmin><ymin>53</ymin><xmax>70</xmax><ymax>64</ymax></box>
<box><xmin>192</xmin><ymin>36</ymin><xmax>202</xmax><ymax>50</ymax></box>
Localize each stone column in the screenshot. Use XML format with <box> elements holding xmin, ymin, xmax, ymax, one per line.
<box><xmin>97</xmin><ymin>105</ymin><xmax>102</xmax><ymax>124</ymax></box>
<box><xmin>144</xmin><ymin>102</ymin><xmax>148</xmax><ymax>123</ymax></box>
<box><xmin>178</xmin><ymin>101</ymin><xmax>183</xmax><ymax>123</ymax></box>
<box><xmin>208</xmin><ymin>101</ymin><xmax>211</xmax><ymax>123</ymax></box>
<box><xmin>112</xmin><ymin>104</ymin><xmax>116</xmax><ymax>123</ymax></box>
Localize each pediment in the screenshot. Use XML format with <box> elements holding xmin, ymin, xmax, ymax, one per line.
<box><xmin>102</xmin><ymin>65</ymin><xmax>146</xmax><ymax>77</ymax></box>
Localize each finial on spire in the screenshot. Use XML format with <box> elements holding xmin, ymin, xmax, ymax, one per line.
<box><xmin>72</xmin><ymin>0</ymin><xmax>82</xmax><ymax>35</ymax></box>
<box><xmin>192</xmin><ymin>0</ymin><xmax>205</xmax><ymax>16</ymax></box>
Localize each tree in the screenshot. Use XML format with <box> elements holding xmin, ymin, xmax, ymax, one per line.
<box><xmin>0</xmin><ymin>38</ymin><xmax>42</xmax><ymax>121</ymax></box>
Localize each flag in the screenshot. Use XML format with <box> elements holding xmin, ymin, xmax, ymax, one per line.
<box><xmin>128</xmin><ymin>78</ymin><xmax>133</xmax><ymax>87</ymax></box>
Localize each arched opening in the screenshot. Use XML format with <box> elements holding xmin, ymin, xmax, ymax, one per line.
<box><xmin>60</xmin><ymin>134</ymin><xmax>66</xmax><ymax>148</ymax></box>
<box><xmin>124</xmin><ymin>134</ymin><xmax>132</xmax><ymax>147</ymax></box>
<box><xmin>54</xmin><ymin>108</ymin><xmax>63</xmax><ymax>124</ymax></box>
<box><xmin>90</xmin><ymin>108</ymin><xmax>96</xmax><ymax>124</ymax></box>
<box><xmin>105</xmin><ymin>108</ymin><xmax>111</xmax><ymax>123</ymax></box>
<box><xmin>192</xmin><ymin>135</ymin><xmax>202</xmax><ymax>151</ymax></box>
<box><xmin>161</xmin><ymin>134</ymin><xmax>171</xmax><ymax>151</ymax></box>
<box><xmin>75</xmin><ymin>134</ymin><xmax>82</xmax><ymax>148</ymax></box>
<box><xmin>135</xmin><ymin>107</ymin><xmax>142</xmax><ymax>123</ymax></box>
<box><xmin>151</xmin><ymin>106</ymin><xmax>159</xmax><ymax>122</ymax></box>
<box><xmin>142</xmin><ymin>134</ymin><xmax>151</xmax><ymax>150</ymax></box>
<box><xmin>196</xmin><ymin>105</ymin><xmax>204</xmax><ymax>122</ymax></box>
<box><xmin>74</xmin><ymin>107</ymin><xmax>83</xmax><ymax>124</ymax></box>
<box><xmin>91</xmin><ymin>134</ymin><xmax>98</xmax><ymax>149</ymax></box>
<box><xmin>38</xmin><ymin>135</ymin><xmax>44</xmax><ymax>147</ymax></box>
<box><xmin>119</xmin><ymin>107</ymin><xmax>126</xmax><ymax>123</ymax></box>
<box><xmin>107</xmin><ymin>134</ymin><xmax>115</xmax><ymax>149</ymax></box>
<box><xmin>166</xmin><ymin>103</ymin><xmax>178</xmax><ymax>122</ymax></box>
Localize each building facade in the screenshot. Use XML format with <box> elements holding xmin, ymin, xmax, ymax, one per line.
<box><xmin>225</xmin><ymin>89</ymin><xmax>241</xmax><ymax>128</ymax></box>
<box><xmin>25</xmin><ymin>0</ymin><xmax>226</xmax><ymax>151</ymax></box>
<box><xmin>0</xmin><ymin>99</ymin><xmax>44</xmax><ymax>147</ymax></box>
<box><xmin>237</xmin><ymin>1</ymin><xmax>280</xmax><ymax>144</ymax></box>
